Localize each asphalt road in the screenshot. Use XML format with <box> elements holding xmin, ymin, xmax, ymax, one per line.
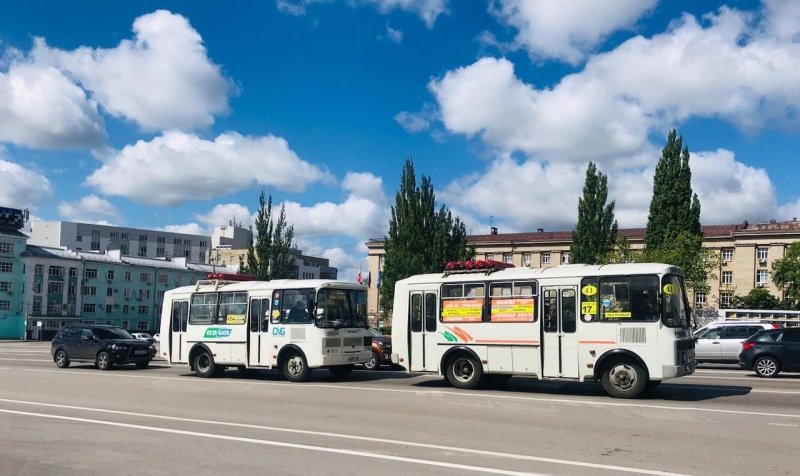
<box><xmin>0</xmin><ymin>342</ymin><xmax>798</xmax><ymax>476</ymax></box>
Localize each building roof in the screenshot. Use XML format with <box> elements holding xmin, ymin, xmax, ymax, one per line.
<box><xmin>21</xmin><ymin>245</ymin><xmax>82</xmax><ymax>260</ymax></box>
<box><xmin>0</xmin><ymin>228</ymin><xmax>29</xmax><ymax>238</ymax></box>
<box><xmin>366</xmin><ymin>219</ymin><xmax>800</xmax><ymax>248</ymax></box>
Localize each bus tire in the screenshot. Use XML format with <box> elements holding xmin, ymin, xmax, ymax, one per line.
<box><xmin>445</xmin><ymin>354</ymin><xmax>483</xmax><ymax>390</ymax></box>
<box><xmin>193</xmin><ymin>351</ymin><xmax>217</xmax><ymax>378</ymax></box>
<box><xmin>329</xmin><ymin>364</ymin><xmax>355</xmax><ymax>378</ymax></box>
<box><xmin>283</xmin><ymin>351</ymin><xmax>311</xmax><ymax>382</ymax></box>
<box><xmin>601</xmin><ymin>359</ymin><xmax>647</xmax><ymax>398</ymax></box>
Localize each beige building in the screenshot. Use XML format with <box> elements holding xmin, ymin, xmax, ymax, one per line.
<box><xmin>366</xmin><ymin>219</ymin><xmax>800</xmax><ymax>318</ymax></box>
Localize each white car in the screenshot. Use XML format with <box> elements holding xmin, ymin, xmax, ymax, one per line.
<box><xmin>153</xmin><ymin>333</ymin><xmax>160</xmax><ymax>343</ymax></box>
<box><xmin>694</xmin><ymin>321</ymin><xmax>780</xmax><ymax>363</ymax></box>
<box><xmin>131</xmin><ymin>332</ymin><xmax>155</xmax><ymax>344</ymax></box>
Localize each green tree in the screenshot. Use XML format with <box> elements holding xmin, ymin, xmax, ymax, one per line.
<box><xmin>379</xmin><ymin>158</ymin><xmax>472</xmax><ymax>313</ymax></box>
<box><xmin>605</xmin><ymin>235</ymin><xmax>636</xmax><ymax>264</ymax></box>
<box><xmin>771</xmin><ymin>242</ymin><xmax>800</xmax><ymax>302</ymax></box>
<box><xmin>570</xmin><ymin>162</ymin><xmax>618</xmax><ymax>264</ymax></box>
<box><xmin>645</xmin><ymin>129</ymin><xmax>701</xmax><ymax>249</ymax></box>
<box><xmin>240</xmin><ymin>190</ymin><xmax>296</xmax><ymax>280</ymax></box>
<box><xmin>643</xmin><ymin>129</ymin><xmax>716</xmax><ymax>292</ymax></box>
<box><xmin>730</xmin><ymin>288</ymin><xmax>781</xmax><ymax>310</ymax></box>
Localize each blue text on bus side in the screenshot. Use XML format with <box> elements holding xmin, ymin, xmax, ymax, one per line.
<box><xmin>204</xmin><ymin>327</ymin><xmax>232</xmax><ymax>338</ymax></box>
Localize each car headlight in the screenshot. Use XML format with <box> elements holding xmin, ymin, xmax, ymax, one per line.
<box><xmin>380</xmin><ymin>342</ymin><xmax>391</xmax><ymax>348</ymax></box>
<box><xmin>110</xmin><ymin>344</ymin><xmax>127</xmax><ymax>351</ymax></box>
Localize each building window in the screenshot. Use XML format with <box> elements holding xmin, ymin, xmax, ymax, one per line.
<box><xmin>48</xmin><ymin>266</ymin><xmax>64</xmax><ymax>277</ymax></box>
<box><xmin>124</xmin><ymin>289</ymin><xmax>132</xmax><ymax>299</ymax></box>
<box><xmin>157</xmin><ymin>247</ymin><xmax>165</xmax><ymax>257</ymax></box>
<box><xmin>541</xmin><ymin>252</ymin><xmax>551</xmax><ymax>264</ymax></box>
<box><xmin>69</xmin><ymin>267</ymin><xmax>77</xmax><ymax>277</ymax></box>
<box><xmin>35</xmin><ymin>264</ymin><xmax>43</xmax><ymax>275</ymax></box>
<box><xmin>137</xmin><ymin>321</ymin><xmax>148</xmax><ymax>330</ymax></box>
<box><xmin>757</xmin><ymin>247</ymin><xmax>768</xmax><ymax>262</ymax></box>
<box><xmin>0</xmin><ymin>262</ymin><xmax>12</xmax><ymax>273</ymax></box>
<box><xmin>83</xmin><ymin>286</ymin><xmax>96</xmax><ymax>296</ymax></box>
<box><xmin>105</xmin><ymin>304</ymin><xmax>113</xmax><ymax>314</ymax></box>
<box><xmin>76</xmin><ymin>235</ymin><xmax>83</xmax><ymax>242</ymax></box>
<box><xmin>110</xmin><ymin>232</ymin><xmax>118</xmax><ymax>239</ymax></box>
<box><xmin>0</xmin><ymin>281</ymin><xmax>10</xmax><ymax>292</ymax></box>
<box><xmin>84</xmin><ymin>268</ymin><xmax>98</xmax><ymax>279</ymax></box>
<box><xmin>158</xmin><ymin>275</ymin><xmax>169</xmax><ymax>284</ymax></box>
<box><xmin>378</xmin><ymin>255</ymin><xmax>385</xmax><ymax>270</ymax></box>
<box><xmin>123</xmin><ymin>305</ymin><xmax>129</xmax><ymax>315</ymax></box>
<box><xmin>140</xmin><ymin>273</ymin><xmax>151</xmax><ymax>283</ymax></box>
<box><xmin>721</xmin><ymin>271</ymin><xmax>733</xmax><ymax>285</ymax></box>
<box><xmin>174</xmin><ymin>238</ymin><xmax>181</xmax><ymax>245</ymax></box>
<box><xmin>139</xmin><ymin>234</ymin><xmax>148</xmax><ymax>241</ymax></box>
<box><xmin>175</xmin><ymin>276</ymin><xmax>182</xmax><ymax>286</ymax></box>
<box><xmin>139</xmin><ymin>289</ymin><xmax>150</xmax><ymax>300</ymax></box>
<box><xmin>157</xmin><ymin>291</ymin><xmax>165</xmax><ymax>302</ymax></box>
<box><xmin>32</xmin><ymin>298</ymin><xmax>42</xmax><ymax>314</ymax></box>
<box><xmin>485</xmin><ymin>253</ymin><xmax>495</xmax><ymax>261</ymax></box>
<box><xmin>139</xmin><ymin>246</ymin><xmax>147</xmax><ymax>256</ymax></box>
<box><xmin>107</xmin><ymin>287</ymin><xmax>113</xmax><ymax>297</ymax></box>
<box><xmin>561</xmin><ymin>253</ymin><xmax>570</xmax><ymax>264</ymax></box>
<box><xmin>502</xmin><ymin>253</ymin><xmax>512</xmax><ymax>264</ymax></box>
<box><xmin>92</xmin><ymin>229</ymin><xmax>100</xmax><ymax>237</ymax></box>
<box><xmin>522</xmin><ymin>253</ymin><xmax>531</xmax><ymax>266</ymax></box>
<box><xmin>107</xmin><ymin>270</ymin><xmax>115</xmax><ymax>280</ymax></box>
<box><xmin>184</xmin><ymin>239</ymin><xmax>191</xmax><ymax>246</ymax></box>
<box><xmin>68</xmin><ymin>284</ymin><xmax>76</xmax><ymax>296</ymax></box>
<box><xmin>120</xmin><ymin>244</ymin><xmax>129</xmax><ymax>254</ymax></box>
<box><xmin>32</xmin><ymin>281</ymin><xmax>42</xmax><ymax>293</ymax></box>
<box><xmin>199</xmin><ymin>251</ymin><xmax>205</xmax><ymax>262</ymax></box>
<box><xmin>756</xmin><ymin>269</ymin><xmax>768</xmax><ymax>285</ymax></box>
<box><xmin>47</xmin><ymin>282</ymin><xmax>63</xmax><ymax>294</ymax></box>
<box><xmin>694</xmin><ymin>292</ymin><xmax>706</xmax><ymax>306</ymax></box>
<box><xmin>121</xmin><ymin>232</ymin><xmax>128</xmax><ymax>240</ymax></box>
<box><xmin>0</xmin><ymin>300</ymin><xmax>9</xmax><ymax>311</ymax></box>
<box><xmin>47</xmin><ymin>302</ymin><xmax>61</xmax><ymax>314</ymax></box>
<box><xmin>91</xmin><ymin>241</ymin><xmax>101</xmax><ymax>251</ymax></box>
<box><xmin>0</xmin><ymin>242</ymin><xmax>13</xmax><ymax>254</ymax></box>
<box><xmin>138</xmin><ymin>306</ymin><xmax>148</xmax><ymax>315</ymax></box>
<box><xmin>124</xmin><ymin>271</ymin><xmax>131</xmax><ymax>282</ymax></box>
<box><xmin>83</xmin><ymin>303</ymin><xmax>96</xmax><ymax>313</ymax></box>
<box><xmin>157</xmin><ymin>236</ymin><xmax>166</xmax><ymax>244</ymax></box>
<box><xmin>121</xmin><ymin>320</ymin><xmax>129</xmax><ymax>329</ymax></box>
<box><xmin>721</xmin><ymin>248</ymin><xmax>734</xmax><ymax>262</ymax></box>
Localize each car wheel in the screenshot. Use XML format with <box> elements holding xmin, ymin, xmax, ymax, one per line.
<box><xmin>754</xmin><ymin>356</ymin><xmax>780</xmax><ymax>378</ymax></box>
<box><xmin>363</xmin><ymin>352</ymin><xmax>379</xmax><ymax>371</ymax></box>
<box><xmin>283</xmin><ymin>351</ymin><xmax>311</xmax><ymax>382</ymax></box>
<box><xmin>135</xmin><ymin>361</ymin><xmax>150</xmax><ymax>369</ymax></box>
<box><xmin>445</xmin><ymin>354</ymin><xmax>483</xmax><ymax>390</ymax></box>
<box><xmin>193</xmin><ymin>351</ymin><xmax>217</xmax><ymax>378</ymax></box>
<box><xmin>96</xmin><ymin>351</ymin><xmax>113</xmax><ymax>371</ymax></box>
<box><xmin>601</xmin><ymin>360</ymin><xmax>647</xmax><ymax>398</ymax></box>
<box><xmin>329</xmin><ymin>364</ymin><xmax>355</xmax><ymax>378</ymax></box>
<box><xmin>54</xmin><ymin>350</ymin><xmax>70</xmax><ymax>368</ymax></box>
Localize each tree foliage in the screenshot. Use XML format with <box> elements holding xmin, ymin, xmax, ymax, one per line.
<box><xmin>570</xmin><ymin>162</ymin><xmax>618</xmax><ymax>264</ymax></box>
<box><xmin>730</xmin><ymin>288</ymin><xmax>782</xmax><ymax>310</ymax></box>
<box><xmin>771</xmin><ymin>242</ymin><xmax>800</xmax><ymax>301</ymax></box>
<box><xmin>379</xmin><ymin>158</ymin><xmax>472</xmax><ymax>313</ymax></box>
<box><xmin>240</xmin><ymin>190</ymin><xmax>296</xmax><ymax>280</ymax></box>
<box><xmin>605</xmin><ymin>236</ymin><xmax>636</xmax><ymax>264</ymax></box>
<box><xmin>643</xmin><ymin>130</ymin><xmax>717</xmax><ymax>292</ymax></box>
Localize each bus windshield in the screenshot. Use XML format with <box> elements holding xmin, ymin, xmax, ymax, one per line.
<box><xmin>316</xmin><ymin>288</ymin><xmax>368</xmax><ymax>328</ymax></box>
<box><xmin>661</xmin><ymin>274</ymin><xmax>690</xmax><ymax>328</ymax></box>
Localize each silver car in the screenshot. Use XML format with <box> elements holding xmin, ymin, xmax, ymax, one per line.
<box><xmin>694</xmin><ymin>322</ymin><xmax>779</xmax><ymax>363</ymax></box>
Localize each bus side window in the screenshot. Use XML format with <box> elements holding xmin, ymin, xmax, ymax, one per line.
<box><xmin>424</xmin><ymin>293</ymin><xmax>437</xmax><ymax>332</ymax></box>
<box><xmin>171</xmin><ymin>301</ymin><xmax>181</xmax><ymax>332</ymax></box>
<box><xmin>410</xmin><ymin>294</ymin><xmax>422</xmax><ymax>332</ymax></box>
<box><xmin>249</xmin><ymin>299</ymin><xmax>261</xmax><ymax>332</ymax></box>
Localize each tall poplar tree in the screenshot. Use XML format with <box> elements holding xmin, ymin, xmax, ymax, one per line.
<box><xmin>644</xmin><ymin>130</ymin><xmax>716</xmax><ymax>292</ymax></box>
<box><xmin>240</xmin><ymin>190</ymin><xmax>296</xmax><ymax>280</ymax></box>
<box><xmin>379</xmin><ymin>158</ymin><xmax>472</xmax><ymax>313</ymax></box>
<box><xmin>570</xmin><ymin>162</ymin><xmax>618</xmax><ymax>264</ymax></box>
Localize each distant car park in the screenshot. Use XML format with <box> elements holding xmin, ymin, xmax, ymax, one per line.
<box><xmin>131</xmin><ymin>332</ymin><xmax>156</xmax><ymax>345</ymax></box>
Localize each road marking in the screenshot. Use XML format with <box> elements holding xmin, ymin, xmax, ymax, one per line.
<box><xmin>0</xmin><ymin>358</ymin><xmax>51</xmax><ymax>362</ymax></box>
<box><xmin>5</xmin><ymin>407</ymin><xmax>674</xmax><ymax>476</ymax></box>
<box><xmin>662</xmin><ymin>384</ymin><xmax>800</xmax><ymax>395</ymax></box>
<box><xmin>768</xmin><ymin>423</ymin><xmax>798</xmax><ymax>428</ymax></box>
<box><xmin>687</xmin><ymin>375</ymin><xmax>800</xmax><ymax>383</ymax></box>
<box><xmin>7</xmin><ymin>367</ymin><xmax>800</xmax><ymax>419</ymax></box>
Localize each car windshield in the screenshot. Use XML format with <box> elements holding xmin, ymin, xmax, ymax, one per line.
<box><xmin>661</xmin><ymin>274</ymin><xmax>691</xmax><ymax>329</ymax></box>
<box><xmin>93</xmin><ymin>327</ymin><xmax>134</xmax><ymax>339</ymax></box>
<box><xmin>315</xmin><ymin>288</ymin><xmax>368</xmax><ymax>328</ymax></box>
<box><xmin>369</xmin><ymin>328</ymin><xmax>383</xmax><ymax>338</ymax></box>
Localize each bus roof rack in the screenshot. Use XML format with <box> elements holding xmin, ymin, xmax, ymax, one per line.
<box><xmin>443</xmin><ymin>259</ymin><xmax>514</xmax><ymax>277</ymax></box>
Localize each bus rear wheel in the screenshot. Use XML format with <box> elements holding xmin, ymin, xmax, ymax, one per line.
<box><xmin>445</xmin><ymin>354</ymin><xmax>483</xmax><ymax>390</ymax></box>
<box><xmin>194</xmin><ymin>351</ymin><xmax>217</xmax><ymax>378</ymax></box>
<box><xmin>601</xmin><ymin>360</ymin><xmax>647</xmax><ymax>398</ymax></box>
<box><xmin>283</xmin><ymin>351</ymin><xmax>311</xmax><ymax>382</ymax></box>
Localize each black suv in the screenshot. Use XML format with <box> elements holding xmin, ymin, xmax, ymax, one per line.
<box><xmin>51</xmin><ymin>324</ymin><xmax>156</xmax><ymax>370</ymax></box>
<box><xmin>739</xmin><ymin>327</ymin><xmax>800</xmax><ymax>377</ymax></box>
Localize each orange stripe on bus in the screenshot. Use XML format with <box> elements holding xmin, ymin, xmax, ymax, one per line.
<box><xmin>579</xmin><ymin>340</ymin><xmax>616</xmax><ymax>344</ymax></box>
<box><xmin>474</xmin><ymin>340</ymin><xmax>539</xmax><ymax>345</ymax></box>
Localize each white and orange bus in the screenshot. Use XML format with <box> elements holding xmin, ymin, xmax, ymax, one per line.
<box><xmin>391</xmin><ymin>261</ymin><xmax>696</xmax><ymax>398</ymax></box>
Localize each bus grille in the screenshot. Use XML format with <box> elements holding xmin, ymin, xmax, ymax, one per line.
<box><xmin>619</xmin><ymin>327</ymin><xmax>647</xmax><ymax>344</ymax></box>
<box><xmin>324</xmin><ymin>338</ymin><xmax>340</xmax><ymax>348</ymax></box>
<box><xmin>343</xmin><ymin>337</ymin><xmax>362</xmax><ymax>348</ymax></box>
<box><xmin>676</xmin><ymin>339</ymin><xmax>695</xmax><ymax>351</ymax></box>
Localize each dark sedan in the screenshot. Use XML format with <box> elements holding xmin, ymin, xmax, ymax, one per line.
<box><xmin>363</xmin><ymin>328</ymin><xmax>392</xmax><ymax>370</ymax></box>
<box><xmin>739</xmin><ymin>327</ymin><xmax>800</xmax><ymax>377</ymax></box>
<box><xmin>52</xmin><ymin>324</ymin><xmax>156</xmax><ymax>370</ymax></box>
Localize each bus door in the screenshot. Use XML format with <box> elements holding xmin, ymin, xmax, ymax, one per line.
<box><xmin>542</xmin><ymin>287</ymin><xmax>579</xmax><ymax>378</ymax></box>
<box><xmin>248</xmin><ymin>297</ymin><xmax>271</xmax><ymax>366</ymax></box>
<box><xmin>409</xmin><ymin>291</ymin><xmax>438</xmax><ymax>372</ymax></box>
<box><xmin>169</xmin><ymin>300</ymin><xmax>189</xmax><ymax>363</ymax></box>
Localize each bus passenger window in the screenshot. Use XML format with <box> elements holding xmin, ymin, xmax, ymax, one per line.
<box><xmin>410</xmin><ymin>294</ymin><xmax>422</xmax><ymax>332</ymax></box>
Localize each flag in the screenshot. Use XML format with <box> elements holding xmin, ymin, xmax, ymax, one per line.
<box><xmin>357</xmin><ymin>269</ymin><xmax>363</xmax><ymax>284</ymax></box>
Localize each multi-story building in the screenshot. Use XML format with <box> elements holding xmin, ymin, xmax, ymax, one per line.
<box><xmin>366</xmin><ymin>219</ymin><xmax>800</xmax><ymax>318</ymax></box>
<box><xmin>211</xmin><ymin>224</ymin><xmax>251</xmax><ymax>249</ymax></box>
<box><xmin>21</xmin><ymin>247</ymin><xmax>234</xmax><ymax>339</ymax></box>
<box><xmin>213</xmin><ymin>242</ymin><xmax>338</xmax><ymax>280</ymax></box>
<box><xmin>29</xmin><ymin>220</ymin><xmax>211</xmax><ymax>264</ymax></box>
<box><xmin>0</xmin><ymin>207</ymin><xmax>29</xmax><ymax>339</ymax></box>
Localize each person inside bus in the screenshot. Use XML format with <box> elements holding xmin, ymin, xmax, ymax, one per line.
<box><xmin>288</xmin><ymin>298</ymin><xmax>309</xmax><ymax>323</ymax></box>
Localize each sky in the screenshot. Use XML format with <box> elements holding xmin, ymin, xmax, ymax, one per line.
<box><xmin>2</xmin><ymin>0</ymin><xmax>800</xmax><ymax>282</ymax></box>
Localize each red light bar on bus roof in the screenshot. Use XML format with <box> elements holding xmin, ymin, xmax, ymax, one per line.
<box><xmin>206</xmin><ymin>273</ymin><xmax>257</xmax><ymax>281</ymax></box>
<box><xmin>445</xmin><ymin>260</ymin><xmax>514</xmax><ymax>273</ymax></box>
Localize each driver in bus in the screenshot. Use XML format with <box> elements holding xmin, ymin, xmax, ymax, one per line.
<box><xmin>288</xmin><ymin>298</ymin><xmax>309</xmax><ymax>323</ymax></box>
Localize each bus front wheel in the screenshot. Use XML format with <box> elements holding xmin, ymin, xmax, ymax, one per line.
<box><xmin>445</xmin><ymin>354</ymin><xmax>483</xmax><ymax>390</ymax></box>
<box><xmin>601</xmin><ymin>360</ymin><xmax>647</xmax><ymax>398</ymax></box>
<box><xmin>283</xmin><ymin>351</ymin><xmax>311</xmax><ymax>382</ymax></box>
<box><xmin>194</xmin><ymin>351</ymin><xmax>217</xmax><ymax>378</ymax></box>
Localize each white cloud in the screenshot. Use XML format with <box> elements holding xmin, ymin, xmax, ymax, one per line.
<box><xmin>162</xmin><ymin>223</ymin><xmax>205</xmax><ymax>235</ymax></box>
<box><xmin>0</xmin><ymin>61</ymin><xmax>105</xmax><ymax>149</ymax></box>
<box><xmin>395</xmin><ymin>110</ymin><xmax>431</xmax><ymax>133</ymax></box>
<box><xmin>386</xmin><ymin>25</ymin><xmax>404</xmax><ymax>43</ymax></box>
<box><xmin>275</xmin><ymin>0</ymin><xmax>448</xmax><ymax>27</ymax></box>
<box><xmin>58</xmin><ymin>195</ymin><xmax>121</xmax><ymax>223</ymax></box>
<box><xmin>33</xmin><ymin>10</ymin><xmax>234</xmax><ymax>131</ymax></box>
<box><xmin>0</xmin><ymin>156</ymin><xmax>53</xmax><ymax>208</ymax></box>
<box><xmin>320</xmin><ymin>245</ymin><xmax>368</xmax><ymax>283</ymax></box>
<box><xmin>196</xmin><ymin>203</ymin><xmax>254</xmax><ymax>230</ymax></box>
<box><xmin>282</xmin><ymin>172</ymin><xmax>389</xmax><ymax>241</ymax></box>
<box><xmin>86</xmin><ymin>131</ymin><xmax>332</xmax><ymax>205</ymax></box>
<box><xmin>489</xmin><ymin>0</ymin><xmax>657</xmax><ymax>64</ymax></box>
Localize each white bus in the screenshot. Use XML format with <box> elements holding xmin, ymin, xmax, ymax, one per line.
<box><xmin>159</xmin><ymin>277</ymin><xmax>372</xmax><ymax>381</ymax></box>
<box><xmin>391</xmin><ymin>261</ymin><xmax>696</xmax><ymax>398</ymax></box>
